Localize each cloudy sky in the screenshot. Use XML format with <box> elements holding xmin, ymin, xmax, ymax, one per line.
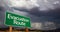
<box><xmin>0</xmin><ymin>0</ymin><xmax>60</xmax><ymax>30</ymax></box>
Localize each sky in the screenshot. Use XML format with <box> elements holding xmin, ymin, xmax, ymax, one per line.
<box><xmin>0</xmin><ymin>0</ymin><xmax>60</xmax><ymax>30</ymax></box>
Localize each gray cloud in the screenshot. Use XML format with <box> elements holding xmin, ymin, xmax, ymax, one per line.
<box><xmin>6</xmin><ymin>0</ymin><xmax>60</xmax><ymax>11</ymax></box>
<box><xmin>31</xmin><ymin>22</ymin><xmax>56</xmax><ymax>30</ymax></box>
<box><xmin>0</xmin><ymin>0</ymin><xmax>60</xmax><ymax>30</ymax></box>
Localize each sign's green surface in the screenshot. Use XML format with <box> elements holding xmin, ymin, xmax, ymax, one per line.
<box><xmin>5</xmin><ymin>11</ymin><xmax>31</xmax><ymax>28</ymax></box>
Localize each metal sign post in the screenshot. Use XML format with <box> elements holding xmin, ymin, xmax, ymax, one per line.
<box><xmin>9</xmin><ymin>26</ymin><xmax>12</xmax><ymax>32</ymax></box>
<box><xmin>25</xmin><ymin>28</ymin><xmax>29</xmax><ymax>32</ymax></box>
<box><xmin>5</xmin><ymin>11</ymin><xmax>31</xmax><ymax>32</ymax></box>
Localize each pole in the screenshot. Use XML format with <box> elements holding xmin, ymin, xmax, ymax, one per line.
<box><xmin>25</xmin><ymin>28</ymin><xmax>29</xmax><ymax>32</ymax></box>
<box><xmin>9</xmin><ymin>26</ymin><xmax>12</xmax><ymax>32</ymax></box>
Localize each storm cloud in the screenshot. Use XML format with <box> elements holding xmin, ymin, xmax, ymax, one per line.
<box><xmin>0</xmin><ymin>0</ymin><xmax>60</xmax><ymax>30</ymax></box>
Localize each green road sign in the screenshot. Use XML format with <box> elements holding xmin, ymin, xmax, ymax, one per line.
<box><xmin>5</xmin><ymin>11</ymin><xmax>31</xmax><ymax>28</ymax></box>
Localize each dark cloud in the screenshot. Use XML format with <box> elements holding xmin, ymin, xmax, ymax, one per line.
<box><xmin>0</xmin><ymin>0</ymin><xmax>60</xmax><ymax>30</ymax></box>
<box><xmin>10</xmin><ymin>4</ymin><xmax>60</xmax><ymax>30</ymax></box>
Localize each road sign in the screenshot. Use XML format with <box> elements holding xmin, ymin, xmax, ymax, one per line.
<box><xmin>5</xmin><ymin>11</ymin><xmax>31</xmax><ymax>28</ymax></box>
